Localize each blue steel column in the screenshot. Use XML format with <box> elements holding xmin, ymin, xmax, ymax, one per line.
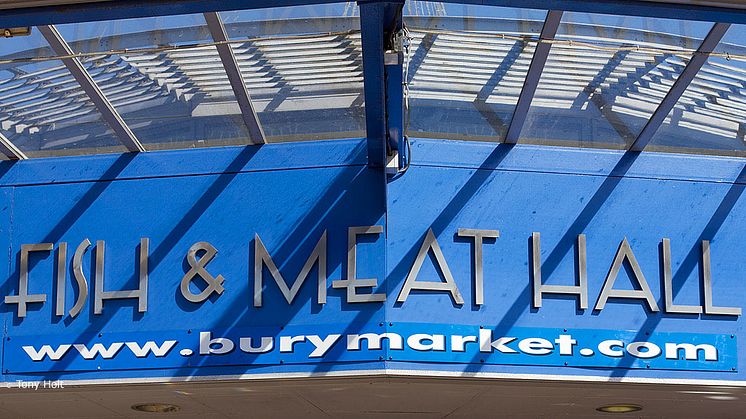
<box><xmin>386</xmin><ymin>40</ymin><xmax>404</xmax><ymax>168</ymax></box>
<box><xmin>359</xmin><ymin>0</ymin><xmax>404</xmax><ymax>168</ymax></box>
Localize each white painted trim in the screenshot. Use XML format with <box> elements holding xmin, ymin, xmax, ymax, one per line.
<box><xmin>3</xmin><ymin>369</ymin><xmax>746</xmax><ymax>388</ymax></box>
<box><xmin>382</xmin><ymin>369</ymin><xmax>746</xmax><ymax>387</ymax></box>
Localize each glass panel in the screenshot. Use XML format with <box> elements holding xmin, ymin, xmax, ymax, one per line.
<box><xmin>56</xmin><ymin>14</ymin><xmax>212</xmax><ymax>53</ymax></box>
<box><xmin>54</xmin><ymin>4</ymin><xmax>364</xmax><ymax>148</ymax></box>
<box><xmin>404</xmin><ymin>4</ymin><xmax>548</xmax><ymax>141</ymax></box>
<box><xmin>221</xmin><ymin>3</ymin><xmax>353</xmax><ymax>30</ymax></box>
<box><xmin>518</xmin><ymin>12</ymin><xmax>714</xmax><ymax>149</ymax></box>
<box><xmin>57</xmin><ymin>13</ymin><xmax>254</xmax><ymax>151</ymax></box>
<box><xmin>2</xmin><ymin>3</ymin><xmax>738</xmax><ymax>158</ymax></box>
<box><xmin>0</xmin><ymin>33</ymin><xmax>125</xmax><ymax>157</ymax></box>
<box><xmin>646</xmin><ymin>24</ymin><xmax>746</xmax><ymax>156</ymax></box>
<box><xmin>221</xmin><ymin>3</ymin><xmax>365</xmax><ymax>143</ymax></box>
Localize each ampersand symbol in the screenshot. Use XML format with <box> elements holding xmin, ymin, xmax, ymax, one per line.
<box><xmin>180</xmin><ymin>242</ymin><xmax>225</xmax><ymax>303</ymax></box>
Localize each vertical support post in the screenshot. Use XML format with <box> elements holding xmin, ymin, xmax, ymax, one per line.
<box><xmin>359</xmin><ymin>0</ymin><xmax>404</xmax><ymax>168</ymax></box>
<box><xmin>386</xmin><ymin>41</ymin><xmax>404</xmax><ymax>167</ymax></box>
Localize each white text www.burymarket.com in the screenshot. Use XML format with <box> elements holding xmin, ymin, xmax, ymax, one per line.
<box><xmin>21</xmin><ymin>331</ymin><xmax>719</xmax><ymax>363</ymax></box>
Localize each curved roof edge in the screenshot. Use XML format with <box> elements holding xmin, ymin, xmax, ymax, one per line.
<box><xmin>1</xmin><ymin>0</ymin><xmax>746</xmax><ymax>10</ymax></box>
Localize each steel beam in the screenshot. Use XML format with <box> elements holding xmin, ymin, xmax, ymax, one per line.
<box><xmin>37</xmin><ymin>25</ymin><xmax>145</xmax><ymax>153</ymax></box>
<box><xmin>203</xmin><ymin>12</ymin><xmax>266</xmax><ymax>145</ymax></box>
<box><xmin>359</xmin><ymin>2</ymin><xmax>387</xmax><ymax>168</ymax></box>
<box><xmin>3</xmin><ymin>0</ymin><xmax>746</xmax><ymax>28</ymax></box>
<box><xmin>629</xmin><ymin>22</ymin><xmax>730</xmax><ymax>152</ymax></box>
<box><xmin>359</xmin><ymin>0</ymin><xmax>403</xmax><ymax>168</ymax></box>
<box><xmin>439</xmin><ymin>0</ymin><xmax>746</xmax><ymax>25</ymax></box>
<box><xmin>0</xmin><ymin>0</ymin><xmax>343</xmax><ymax>27</ymax></box>
<box><xmin>504</xmin><ymin>10</ymin><xmax>563</xmax><ymax>144</ymax></box>
<box><xmin>0</xmin><ymin>132</ymin><xmax>28</xmax><ymax>160</ymax></box>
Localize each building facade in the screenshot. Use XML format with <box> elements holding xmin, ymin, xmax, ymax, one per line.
<box><xmin>0</xmin><ymin>0</ymin><xmax>744</xmax><ymax>417</ymax></box>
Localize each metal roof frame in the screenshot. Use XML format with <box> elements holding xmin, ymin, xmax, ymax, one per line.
<box><xmin>0</xmin><ymin>0</ymin><xmax>740</xmax><ymax>163</ymax></box>
<box><xmin>504</xmin><ymin>10</ymin><xmax>563</xmax><ymax>144</ymax></box>
<box><xmin>0</xmin><ymin>0</ymin><xmax>745</xmax><ymax>28</ymax></box>
<box><xmin>203</xmin><ymin>11</ymin><xmax>266</xmax><ymax>145</ymax></box>
<box><xmin>629</xmin><ymin>22</ymin><xmax>731</xmax><ymax>151</ymax></box>
<box><xmin>0</xmin><ymin>132</ymin><xmax>28</xmax><ymax>160</ymax></box>
<box><xmin>37</xmin><ymin>24</ymin><xmax>146</xmax><ymax>153</ymax></box>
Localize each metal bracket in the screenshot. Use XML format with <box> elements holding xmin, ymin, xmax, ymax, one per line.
<box><xmin>385</xmin><ymin>150</ymin><xmax>400</xmax><ymax>175</ymax></box>
<box><xmin>391</xmin><ymin>28</ymin><xmax>407</xmax><ymax>53</ymax></box>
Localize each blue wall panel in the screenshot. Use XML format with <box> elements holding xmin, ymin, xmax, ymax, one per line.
<box><xmin>1</xmin><ymin>140</ymin><xmax>388</xmax><ymax>381</ymax></box>
<box><xmin>385</xmin><ymin>139</ymin><xmax>746</xmax><ymax>382</ymax></box>
<box><xmin>2</xmin><ymin>137</ymin><xmax>746</xmax><ymax>384</ymax></box>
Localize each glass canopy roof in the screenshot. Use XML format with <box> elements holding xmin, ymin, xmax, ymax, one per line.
<box><xmin>0</xmin><ymin>1</ymin><xmax>743</xmax><ymax>158</ymax></box>
<box><xmin>519</xmin><ymin>12</ymin><xmax>712</xmax><ymax>150</ymax></box>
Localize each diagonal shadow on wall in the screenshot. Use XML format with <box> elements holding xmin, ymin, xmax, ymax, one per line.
<box><xmin>27</xmin><ymin>146</ymin><xmax>264</xmax><ymax>380</ymax></box>
<box><xmin>606</xmin><ymin>162</ymin><xmax>746</xmax><ymax>378</ymax></box>
<box><xmin>457</xmin><ymin>149</ymin><xmax>643</xmax><ymax>372</ymax></box>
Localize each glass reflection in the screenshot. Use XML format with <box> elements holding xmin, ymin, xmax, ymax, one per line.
<box><xmin>518</xmin><ymin>12</ymin><xmax>713</xmax><ymax>149</ymax></box>
<box><xmin>0</xmin><ymin>31</ymin><xmax>123</xmax><ymax>157</ymax></box>
<box><xmin>646</xmin><ymin>24</ymin><xmax>746</xmax><ymax>156</ymax></box>
<box><xmin>404</xmin><ymin>4</ymin><xmax>548</xmax><ymax>141</ymax></box>
<box><xmin>221</xmin><ymin>4</ymin><xmax>365</xmax><ymax>143</ymax></box>
<box><xmin>0</xmin><ymin>2</ymin><xmax>742</xmax><ymax>158</ymax></box>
